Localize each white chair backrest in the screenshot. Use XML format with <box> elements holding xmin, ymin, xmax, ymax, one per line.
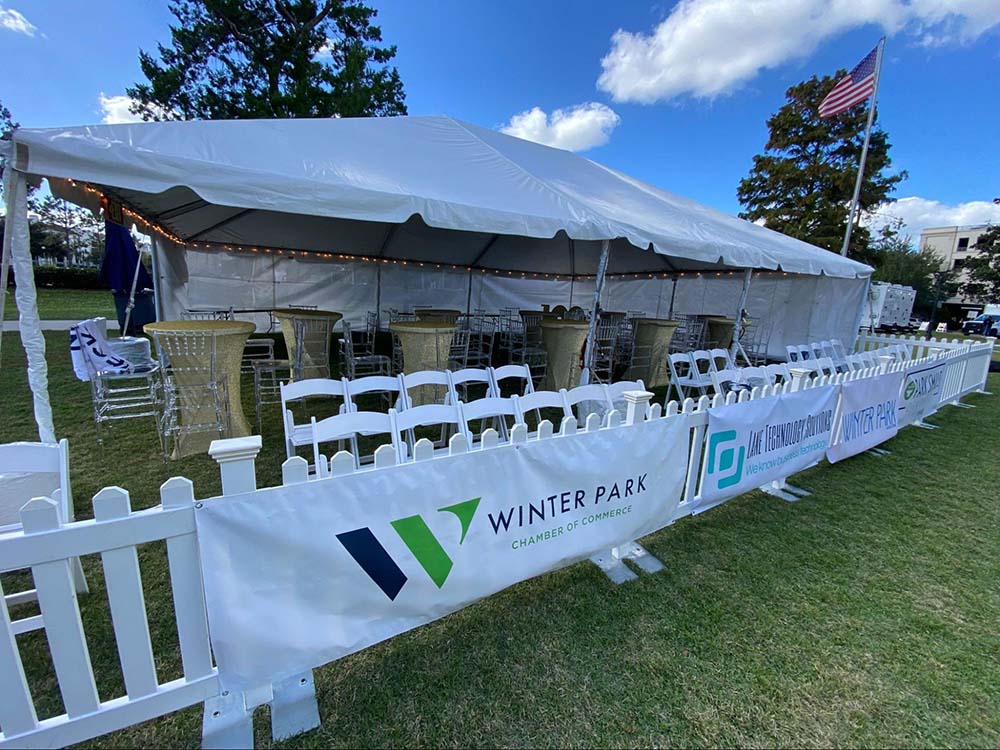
<box><xmin>512</xmin><ymin>390</ymin><xmax>570</xmax><ymax>423</ymax></box>
<box><xmin>689</xmin><ymin>349</ymin><xmax>714</xmax><ymax>376</ymax></box>
<box><xmin>563</xmin><ymin>384</ymin><xmax>613</xmax><ymax>417</ymax></box>
<box><xmin>667</xmin><ymin>352</ymin><xmax>696</xmax><ymax>382</ymax></box>
<box><xmin>0</xmin><ymin>439</ymin><xmax>73</xmax><ymax>526</ymax></box>
<box><xmin>802</xmin><ymin>356</ymin><xmax>836</xmax><ymax>377</ymax></box>
<box><xmin>764</xmin><ymin>363</ymin><xmax>792</xmax><ymax>383</ymax></box>
<box><xmin>490</xmin><ymin>364</ymin><xmax>534</xmax><ymax>396</ymax></box>
<box><xmin>344</xmin><ymin>375</ymin><xmax>404</xmax><ymax>411</ymax></box>
<box><xmin>741</xmin><ymin>366</ymin><xmax>772</xmax><ymax>387</ymax></box>
<box><xmin>460</xmin><ymin>397</ymin><xmax>518</xmax><ymax>442</ymax></box>
<box><xmin>710</xmin><ymin>368</ymin><xmax>742</xmax><ymax>395</ymax></box>
<box><xmin>310</xmin><ymin>411</ymin><xmax>395</xmax><ymax>473</ymax></box>
<box><xmin>393</xmin><ymin>404</ymin><xmax>467</xmax><ymax>459</ymax></box>
<box><xmin>399</xmin><ymin>370</ymin><xmax>456</xmax><ymax>409</ymax></box>
<box><xmin>280</xmin><ymin>377</ymin><xmax>347</xmax><ymax>403</ymax></box>
<box><xmin>708</xmin><ymin>348</ymin><xmax>734</xmax><ymax>372</ymax></box>
<box><xmin>605</xmin><ymin>379</ymin><xmax>647</xmax><ymax>402</ymax></box>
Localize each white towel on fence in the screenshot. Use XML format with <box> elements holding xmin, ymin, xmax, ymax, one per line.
<box><xmin>69</xmin><ymin>319</ymin><xmax>135</xmax><ymax>381</ymax></box>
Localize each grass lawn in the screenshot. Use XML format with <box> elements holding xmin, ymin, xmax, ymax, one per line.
<box><xmin>3</xmin><ymin>288</ymin><xmax>117</xmax><ymax>321</ymax></box>
<box><xmin>0</xmin><ymin>332</ymin><xmax>998</xmax><ymax>748</ymax></box>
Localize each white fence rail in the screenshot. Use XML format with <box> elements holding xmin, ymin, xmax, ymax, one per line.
<box><xmin>0</xmin><ymin>338</ymin><xmax>993</xmax><ymax>748</ymax></box>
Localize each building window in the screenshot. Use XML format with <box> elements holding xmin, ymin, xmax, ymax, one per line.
<box><xmin>953</xmin><ymin>258</ymin><xmax>966</xmax><ymax>269</ymax></box>
<box><xmin>958</xmin><ymin>237</ymin><xmax>970</xmax><ymax>251</ymax></box>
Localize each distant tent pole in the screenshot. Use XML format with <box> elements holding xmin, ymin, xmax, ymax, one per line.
<box><xmin>579</xmin><ymin>239</ymin><xmax>610</xmax><ymax>386</ymax></box>
<box><xmin>731</xmin><ymin>268</ymin><xmax>753</xmax><ymax>365</ymax></box>
<box><xmin>122</xmin><ymin>244</ymin><xmax>145</xmax><ymax>336</ymax></box>
<box><xmin>1</xmin><ymin>163</ymin><xmax>56</xmax><ymax>442</ymax></box>
<box><xmin>0</xmin><ymin>163</ymin><xmax>13</xmax><ymax>365</ymax></box>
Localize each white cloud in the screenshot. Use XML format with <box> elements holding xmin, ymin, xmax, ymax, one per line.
<box><xmin>316</xmin><ymin>38</ymin><xmax>334</xmax><ymax>58</ymax></box>
<box><xmin>499</xmin><ymin>102</ymin><xmax>621</xmax><ymax>152</ymax></box>
<box><xmin>98</xmin><ymin>93</ymin><xmax>173</xmax><ymax>124</ymax></box>
<box><xmin>0</xmin><ymin>6</ymin><xmax>37</xmax><ymax>36</ymax></box>
<box><xmin>98</xmin><ymin>93</ymin><xmax>145</xmax><ymax>124</ymax></box>
<box><xmin>866</xmin><ymin>196</ymin><xmax>1000</xmax><ymax>240</ymax></box>
<box><xmin>597</xmin><ymin>0</ymin><xmax>1000</xmax><ymax>104</ymax></box>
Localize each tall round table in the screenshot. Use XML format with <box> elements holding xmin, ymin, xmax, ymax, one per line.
<box><xmin>389</xmin><ymin>320</ymin><xmax>457</xmax><ymax>405</ymax></box>
<box><xmin>414</xmin><ymin>308</ymin><xmax>462</xmax><ymax>324</ymax></box>
<box><xmin>271</xmin><ymin>309</ymin><xmax>343</xmax><ymax>380</ymax></box>
<box><xmin>704</xmin><ymin>316</ymin><xmax>736</xmax><ymax>349</ymax></box>
<box><xmin>632</xmin><ymin>318</ymin><xmax>680</xmax><ymax>387</ymax></box>
<box><xmin>145</xmin><ymin>320</ymin><xmax>255</xmax><ymax>457</ymax></box>
<box><xmin>540</xmin><ymin>319</ymin><xmax>590</xmax><ymax>390</ymax></box>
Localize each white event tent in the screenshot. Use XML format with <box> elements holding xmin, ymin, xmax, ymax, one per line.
<box><xmin>1</xmin><ymin>115</ymin><xmax>872</xmax><ymax>442</ymax></box>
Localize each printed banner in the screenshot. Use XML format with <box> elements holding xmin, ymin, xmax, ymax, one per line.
<box><xmin>897</xmin><ymin>360</ymin><xmax>946</xmax><ymax>427</ymax></box>
<box><xmin>195</xmin><ymin>416</ymin><xmax>690</xmax><ymax>692</ymax></box>
<box><xmin>826</xmin><ymin>372</ymin><xmax>903</xmax><ymax>463</ymax></box>
<box><xmin>700</xmin><ymin>386</ymin><xmax>839</xmax><ymax>506</ymax></box>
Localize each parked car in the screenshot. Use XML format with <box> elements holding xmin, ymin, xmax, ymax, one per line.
<box><xmin>962</xmin><ymin>313</ymin><xmax>1000</xmax><ymax>337</ymax></box>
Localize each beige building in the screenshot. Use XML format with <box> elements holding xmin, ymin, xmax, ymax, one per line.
<box><xmin>919</xmin><ymin>224</ymin><xmax>991</xmax><ymax>309</ymax></box>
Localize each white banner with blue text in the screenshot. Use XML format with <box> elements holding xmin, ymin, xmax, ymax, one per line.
<box><xmin>195</xmin><ymin>416</ymin><xmax>690</xmax><ymax>692</ymax></box>
<box><xmin>826</xmin><ymin>371</ymin><xmax>904</xmax><ymax>463</ymax></box>
<box><xmin>699</xmin><ymin>386</ymin><xmax>839</xmax><ymax>508</ymax></box>
<box><xmin>897</xmin><ymin>360</ymin><xmax>947</xmax><ymax>426</ymax></box>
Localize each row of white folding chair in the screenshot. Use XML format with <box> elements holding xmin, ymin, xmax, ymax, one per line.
<box><xmin>282</xmin><ymin>366</ymin><xmax>536</xmax><ymax>461</ymax></box>
<box><xmin>786</xmin><ymin>339</ymin><xmax>849</xmax><ymax>367</ymax></box>
<box><xmin>667</xmin><ymin>348</ymin><xmax>735</xmax><ymax>401</ymax></box>
<box><xmin>310</xmin><ymin>379</ymin><xmax>648</xmax><ymax>475</ymax></box>
<box><xmin>710</xmin><ymin>364</ymin><xmax>793</xmax><ymax>395</ymax></box>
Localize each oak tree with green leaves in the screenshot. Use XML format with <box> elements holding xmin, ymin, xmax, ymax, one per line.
<box><xmin>127</xmin><ymin>0</ymin><xmax>406</xmax><ymax>121</ymax></box>
<box><xmin>961</xmin><ymin>225</ymin><xmax>1000</xmax><ymax>303</ymax></box>
<box><xmin>737</xmin><ymin>74</ymin><xmax>905</xmax><ymax>256</ymax></box>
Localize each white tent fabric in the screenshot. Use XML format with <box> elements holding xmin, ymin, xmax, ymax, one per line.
<box><xmin>13</xmin><ymin>116</ymin><xmax>871</xmax><ymax>279</ymax></box>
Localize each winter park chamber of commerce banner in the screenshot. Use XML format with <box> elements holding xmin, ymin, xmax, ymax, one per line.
<box><xmin>826</xmin><ymin>370</ymin><xmax>904</xmax><ymax>463</ymax></box>
<box><xmin>700</xmin><ymin>386</ymin><xmax>839</xmax><ymax>508</ymax></box>
<box><xmin>195</xmin><ymin>415</ymin><xmax>690</xmax><ymax>692</ymax></box>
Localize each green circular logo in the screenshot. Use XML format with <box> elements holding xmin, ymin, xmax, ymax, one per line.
<box><xmin>904</xmin><ymin>381</ymin><xmax>917</xmax><ymax>400</ymax></box>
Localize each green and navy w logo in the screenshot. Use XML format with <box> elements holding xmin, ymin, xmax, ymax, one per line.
<box><xmin>336</xmin><ymin>498</ymin><xmax>481</xmax><ymax>601</ymax></box>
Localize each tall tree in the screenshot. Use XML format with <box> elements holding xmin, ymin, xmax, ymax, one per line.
<box><xmin>127</xmin><ymin>0</ymin><xmax>406</xmax><ymax>121</ymax></box>
<box><xmin>737</xmin><ymin>74</ymin><xmax>905</xmax><ymax>256</ymax></box>
<box><xmin>961</xmin><ymin>225</ymin><xmax>1000</xmax><ymax>303</ymax></box>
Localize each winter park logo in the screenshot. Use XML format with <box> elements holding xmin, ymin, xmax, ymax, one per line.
<box><xmin>336</xmin><ymin>498</ymin><xmax>481</xmax><ymax>601</ymax></box>
<box><xmin>706</xmin><ymin>429</ymin><xmax>745</xmax><ymax>490</ymax></box>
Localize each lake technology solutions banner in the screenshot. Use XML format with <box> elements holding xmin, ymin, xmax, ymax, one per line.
<box><xmin>195</xmin><ymin>415</ymin><xmax>690</xmax><ymax>692</ymax></box>
<box><xmin>700</xmin><ymin>386</ymin><xmax>839</xmax><ymax>506</ymax></box>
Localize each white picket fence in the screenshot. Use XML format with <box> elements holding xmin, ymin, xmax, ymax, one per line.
<box><xmin>0</xmin><ymin>338</ymin><xmax>994</xmax><ymax>749</ymax></box>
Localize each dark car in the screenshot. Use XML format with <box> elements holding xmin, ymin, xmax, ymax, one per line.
<box><xmin>962</xmin><ymin>313</ymin><xmax>1000</xmax><ymax>337</ymax></box>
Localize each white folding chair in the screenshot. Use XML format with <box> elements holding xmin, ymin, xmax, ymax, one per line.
<box><xmin>449</xmin><ymin>367</ymin><xmax>497</xmax><ymax>403</ymax></box>
<box><xmin>310</xmin><ymin>411</ymin><xmax>397</xmax><ymax>474</ymax></box>
<box><xmin>0</xmin><ymin>439</ymin><xmax>88</xmax><ymax>632</ymax></box>
<box><xmin>764</xmin><ymin>362</ymin><xmax>792</xmax><ymax>385</ymax></box>
<box><xmin>605</xmin><ymin>379</ymin><xmax>649</xmax><ymax>419</ymax></box>
<box><xmin>708</xmin><ymin>348</ymin><xmax>735</xmax><ymax>373</ymax></box>
<box><xmin>512</xmin><ymin>390</ymin><xmax>571</xmax><ymax>432</ymax></box>
<box><xmin>399</xmin><ymin>370</ymin><xmax>457</xmax><ymax>409</ymax></box>
<box><xmin>461</xmin><ymin>397</ymin><xmax>518</xmax><ymax>447</ymax></box>
<box><xmin>666</xmin><ymin>352</ymin><xmax>698</xmax><ymax>402</ymax></box>
<box><xmin>393</xmin><ymin>404</ymin><xmax>467</xmax><ymax>461</ymax></box>
<box><xmin>563</xmin><ymin>384</ymin><xmax>615</xmax><ymax>424</ymax></box>
<box><xmin>490</xmin><ymin>364</ymin><xmax>535</xmax><ymax>397</ymax></box>
<box><xmin>710</xmin><ymin>368</ymin><xmax>743</xmax><ymax>396</ymax></box>
<box><xmin>740</xmin><ymin>366</ymin><xmax>773</xmax><ymax>389</ymax></box>
<box><xmin>280</xmin><ymin>378</ymin><xmax>349</xmax><ymax>459</ymax></box>
<box><xmin>689</xmin><ymin>350</ymin><xmax>716</xmax><ymax>395</ymax></box>
<box><xmin>344</xmin><ymin>374</ymin><xmax>405</xmax><ymax>412</ymax></box>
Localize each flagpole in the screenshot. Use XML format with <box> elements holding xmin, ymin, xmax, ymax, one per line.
<box><xmin>840</xmin><ymin>37</ymin><xmax>885</xmax><ymax>257</ymax></box>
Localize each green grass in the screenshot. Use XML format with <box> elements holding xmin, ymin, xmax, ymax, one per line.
<box><xmin>3</xmin><ymin>288</ymin><xmax>117</xmax><ymax>321</ymax></box>
<box><xmin>1</xmin><ymin>333</ymin><xmax>998</xmax><ymax>748</ymax></box>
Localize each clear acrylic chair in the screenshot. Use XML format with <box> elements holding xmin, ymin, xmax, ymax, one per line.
<box><xmin>448</xmin><ymin>329</ymin><xmax>472</xmax><ymax>370</ymax></box>
<box><xmin>341</xmin><ymin>321</ymin><xmax>391</xmax><ymax>379</ymax></box>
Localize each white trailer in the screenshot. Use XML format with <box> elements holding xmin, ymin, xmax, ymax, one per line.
<box><xmin>864</xmin><ymin>281</ymin><xmax>917</xmax><ymax>330</ymax></box>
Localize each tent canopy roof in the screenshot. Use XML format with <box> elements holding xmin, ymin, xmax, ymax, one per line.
<box><xmin>13</xmin><ymin>115</ymin><xmax>871</xmax><ymax>278</ymax></box>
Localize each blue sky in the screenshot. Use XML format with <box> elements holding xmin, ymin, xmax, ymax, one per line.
<box><xmin>1</xmin><ymin>0</ymin><xmax>998</xmax><ymax>239</ymax></box>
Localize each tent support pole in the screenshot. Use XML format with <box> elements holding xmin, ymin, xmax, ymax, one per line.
<box><xmin>149</xmin><ymin>235</ymin><xmax>163</xmax><ymax>322</ymax></box>
<box><xmin>375</xmin><ymin>264</ymin><xmax>382</xmax><ymax>325</ymax></box>
<box><xmin>579</xmin><ymin>239</ymin><xmax>610</xmax><ymax>385</ymax></box>
<box><xmin>465</xmin><ymin>271</ymin><xmax>473</xmax><ymax>315</ymax></box>
<box><xmin>731</xmin><ymin>269</ymin><xmax>753</xmax><ymax>365</ymax></box>
<box><xmin>0</xmin><ymin>166</ymin><xmax>13</xmax><ymax>365</ymax></box>
<box><xmin>568</xmin><ymin>239</ymin><xmax>576</xmax><ymax>307</ymax></box>
<box><xmin>667</xmin><ymin>276</ymin><xmax>678</xmax><ymax>320</ymax></box>
<box><xmin>852</xmin><ymin>275</ymin><xmax>873</xmax><ymax>348</ymax></box>
<box><xmin>2</xmin><ymin>164</ymin><xmax>55</xmax><ymax>442</ymax></box>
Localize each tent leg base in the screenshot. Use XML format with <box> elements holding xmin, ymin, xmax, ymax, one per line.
<box><xmin>617</xmin><ymin>541</ymin><xmax>665</xmax><ymax>574</ymax></box>
<box><xmin>914</xmin><ymin>420</ymin><xmax>939</xmax><ymax>430</ymax></box>
<box><xmin>950</xmin><ymin>401</ymin><xmax>974</xmax><ymax>409</ymax></box>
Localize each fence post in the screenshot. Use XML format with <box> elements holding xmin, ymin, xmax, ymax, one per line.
<box><xmin>789</xmin><ymin>367</ymin><xmax>811</xmax><ymax>392</ymax></box>
<box><xmin>588</xmin><ymin>390</ymin><xmax>664</xmax><ymax>583</ymax></box>
<box><xmin>208</xmin><ymin>436</ymin><xmax>263</xmax><ymax>496</ymax></box>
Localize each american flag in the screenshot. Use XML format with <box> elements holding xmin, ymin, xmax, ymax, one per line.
<box><xmin>818</xmin><ymin>45</ymin><xmax>879</xmax><ymax>118</ymax></box>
